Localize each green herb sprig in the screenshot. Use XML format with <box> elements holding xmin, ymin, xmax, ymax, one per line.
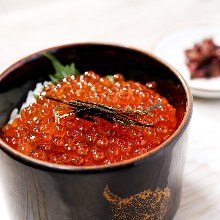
<box><xmin>106</xmin><ymin>75</ymin><xmax>114</xmax><ymax>83</ymax></box>
<box><xmin>43</xmin><ymin>52</ymin><xmax>80</xmax><ymax>83</ymax></box>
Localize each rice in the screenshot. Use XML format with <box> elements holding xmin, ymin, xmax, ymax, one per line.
<box><xmin>9</xmin><ymin>81</ymin><xmax>50</xmax><ymax>123</ymax></box>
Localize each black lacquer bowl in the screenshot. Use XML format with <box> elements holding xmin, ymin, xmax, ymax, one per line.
<box><xmin>0</xmin><ymin>43</ymin><xmax>192</xmax><ymax>220</ymax></box>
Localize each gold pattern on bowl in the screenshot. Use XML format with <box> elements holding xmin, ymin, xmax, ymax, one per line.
<box><xmin>103</xmin><ymin>185</ymin><xmax>171</xmax><ymax>220</ymax></box>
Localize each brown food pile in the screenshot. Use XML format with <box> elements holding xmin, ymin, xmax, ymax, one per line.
<box><xmin>185</xmin><ymin>38</ymin><xmax>220</xmax><ymax>79</ymax></box>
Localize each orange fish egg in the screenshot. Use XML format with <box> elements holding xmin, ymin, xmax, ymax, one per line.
<box><xmin>1</xmin><ymin>72</ymin><xmax>177</xmax><ymax>166</ymax></box>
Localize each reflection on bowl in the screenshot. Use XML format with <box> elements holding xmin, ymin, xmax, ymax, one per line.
<box><xmin>0</xmin><ymin>43</ymin><xmax>192</xmax><ymax>220</ymax></box>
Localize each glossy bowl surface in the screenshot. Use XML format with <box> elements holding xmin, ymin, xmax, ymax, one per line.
<box><xmin>0</xmin><ymin>43</ymin><xmax>192</xmax><ymax>220</ymax></box>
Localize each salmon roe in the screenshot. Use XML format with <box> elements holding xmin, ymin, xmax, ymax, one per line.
<box><xmin>1</xmin><ymin>72</ymin><xmax>177</xmax><ymax>166</ymax></box>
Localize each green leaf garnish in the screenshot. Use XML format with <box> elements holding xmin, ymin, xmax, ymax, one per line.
<box><xmin>33</xmin><ymin>94</ymin><xmax>39</xmax><ymax>99</ymax></box>
<box><xmin>43</xmin><ymin>52</ymin><xmax>80</xmax><ymax>83</ymax></box>
<box><xmin>106</xmin><ymin>75</ymin><xmax>114</xmax><ymax>83</ymax></box>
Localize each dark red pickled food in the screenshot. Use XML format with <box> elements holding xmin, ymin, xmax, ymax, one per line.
<box><xmin>185</xmin><ymin>38</ymin><xmax>220</xmax><ymax>79</ymax></box>
<box><xmin>1</xmin><ymin>72</ymin><xmax>177</xmax><ymax>166</ymax></box>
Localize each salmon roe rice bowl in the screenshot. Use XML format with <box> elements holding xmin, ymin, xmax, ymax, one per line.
<box><xmin>1</xmin><ymin>70</ymin><xmax>177</xmax><ymax>166</ymax></box>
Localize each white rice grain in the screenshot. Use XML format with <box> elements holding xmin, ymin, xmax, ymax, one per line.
<box><xmin>9</xmin><ymin>81</ymin><xmax>50</xmax><ymax>123</ymax></box>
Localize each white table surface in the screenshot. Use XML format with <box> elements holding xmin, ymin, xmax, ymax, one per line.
<box><xmin>1</xmin><ymin>0</ymin><xmax>220</xmax><ymax>219</ymax></box>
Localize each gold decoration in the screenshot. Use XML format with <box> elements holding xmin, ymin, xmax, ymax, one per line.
<box><xmin>103</xmin><ymin>185</ymin><xmax>170</xmax><ymax>220</ymax></box>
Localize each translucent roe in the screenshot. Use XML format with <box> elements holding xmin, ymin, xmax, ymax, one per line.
<box><xmin>1</xmin><ymin>72</ymin><xmax>177</xmax><ymax>166</ymax></box>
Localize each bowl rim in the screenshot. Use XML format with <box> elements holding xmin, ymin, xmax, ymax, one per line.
<box><xmin>0</xmin><ymin>42</ymin><xmax>193</xmax><ymax>173</ymax></box>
